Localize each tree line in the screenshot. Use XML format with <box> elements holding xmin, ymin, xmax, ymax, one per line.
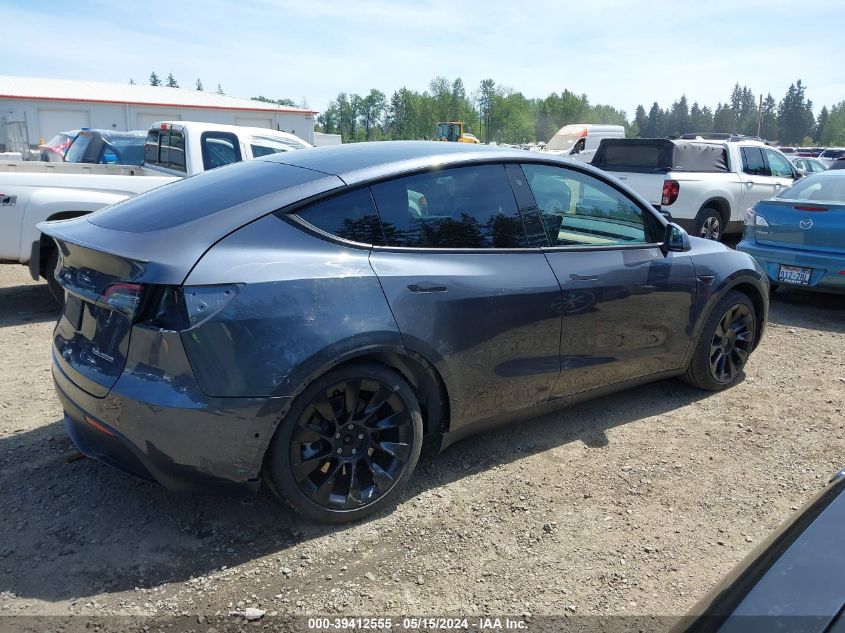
<box><xmin>128</xmin><ymin>71</ymin><xmax>845</xmax><ymax>146</ymax></box>
<box><xmin>315</xmin><ymin>77</ymin><xmax>845</xmax><ymax>146</ymax></box>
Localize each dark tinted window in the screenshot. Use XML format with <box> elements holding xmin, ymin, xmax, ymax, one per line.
<box><xmin>820</xmin><ymin>149</ymin><xmax>845</xmax><ymax>160</ymax></box>
<box><xmin>144</xmin><ymin>129</ymin><xmax>159</xmax><ymax>164</ymax></box>
<box><xmin>371</xmin><ymin>164</ymin><xmax>527</xmax><ymax>248</ymax></box>
<box><xmin>88</xmin><ymin>160</ymin><xmax>320</xmax><ymax>232</ymax></box>
<box><xmin>296</xmin><ymin>188</ymin><xmax>384</xmax><ymax>245</ymax></box>
<box><xmin>202</xmin><ymin>132</ymin><xmax>241</xmax><ymax>170</ymax></box>
<box><xmin>522</xmin><ymin>163</ymin><xmax>655</xmax><ymax>246</ymax></box>
<box><xmin>741</xmin><ymin>147</ymin><xmax>770</xmax><ymax>176</ymax></box>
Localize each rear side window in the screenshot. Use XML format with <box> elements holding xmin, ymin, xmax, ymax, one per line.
<box><xmin>741</xmin><ymin>147</ymin><xmax>770</xmax><ymax>176</ymax></box>
<box><xmin>88</xmin><ymin>160</ymin><xmax>321</xmax><ymax>232</ymax></box>
<box><xmin>296</xmin><ymin>189</ymin><xmax>384</xmax><ymax>245</ymax></box>
<box><xmin>820</xmin><ymin>149</ymin><xmax>845</xmax><ymax>159</ymax></box>
<box><xmin>370</xmin><ymin>164</ymin><xmax>527</xmax><ymax>248</ymax></box>
<box><xmin>201</xmin><ymin>132</ymin><xmax>242</xmax><ymax>170</ymax></box>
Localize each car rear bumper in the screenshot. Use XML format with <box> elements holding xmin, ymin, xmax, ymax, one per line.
<box><xmin>52</xmin><ymin>326</ymin><xmax>290</xmax><ymax>495</ymax></box>
<box><xmin>737</xmin><ymin>239</ymin><xmax>845</xmax><ymax>292</ymax></box>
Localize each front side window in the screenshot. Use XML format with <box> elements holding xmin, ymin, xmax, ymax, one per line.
<box><xmin>521</xmin><ymin>163</ymin><xmax>654</xmax><ymax>247</ymax></box>
<box><xmin>296</xmin><ymin>188</ymin><xmax>385</xmax><ymax>245</ymax></box>
<box><xmin>765</xmin><ymin>149</ymin><xmax>794</xmax><ymax>178</ymax></box>
<box><xmin>371</xmin><ymin>164</ymin><xmax>527</xmax><ymax>248</ymax></box>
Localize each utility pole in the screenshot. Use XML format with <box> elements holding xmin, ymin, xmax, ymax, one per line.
<box><xmin>756</xmin><ymin>94</ymin><xmax>763</xmax><ymax>138</ymax></box>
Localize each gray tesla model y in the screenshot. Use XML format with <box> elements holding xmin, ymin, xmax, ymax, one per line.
<box><xmin>39</xmin><ymin>141</ymin><xmax>769</xmax><ymax>523</ymax></box>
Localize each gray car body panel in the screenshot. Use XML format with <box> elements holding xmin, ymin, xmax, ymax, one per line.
<box><xmin>183</xmin><ymin>214</ymin><xmax>403</xmax><ymax>398</ymax></box>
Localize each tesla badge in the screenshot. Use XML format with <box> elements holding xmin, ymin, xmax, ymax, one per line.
<box><xmin>799</xmin><ymin>218</ymin><xmax>813</xmax><ymax>230</ymax></box>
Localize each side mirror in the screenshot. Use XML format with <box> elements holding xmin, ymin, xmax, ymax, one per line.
<box><xmin>662</xmin><ymin>222</ymin><xmax>691</xmax><ymax>255</ymax></box>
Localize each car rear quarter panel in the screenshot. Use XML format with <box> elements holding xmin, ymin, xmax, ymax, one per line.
<box><xmin>183</xmin><ymin>215</ymin><xmax>404</xmax><ymax>398</ymax></box>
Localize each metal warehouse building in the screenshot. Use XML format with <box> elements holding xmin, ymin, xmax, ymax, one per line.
<box><xmin>0</xmin><ymin>75</ymin><xmax>316</xmax><ymax>149</ymax></box>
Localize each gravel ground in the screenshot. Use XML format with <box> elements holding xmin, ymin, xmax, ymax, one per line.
<box><xmin>0</xmin><ymin>263</ymin><xmax>843</xmax><ymax>629</ymax></box>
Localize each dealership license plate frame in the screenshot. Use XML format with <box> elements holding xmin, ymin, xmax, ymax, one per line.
<box><xmin>777</xmin><ymin>264</ymin><xmax>812</xmax><ymax>286</ymax></box>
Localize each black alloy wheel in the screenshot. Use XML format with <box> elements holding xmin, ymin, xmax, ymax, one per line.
<box><xmin>682</xmin><ymin>290</ymin><xmax>756</xmax><ymax>391</ymax></box>
<box><xmin>267</xmin><ymin>363</ymin><xmax>422</xmax><ymax>523</ymax></box>
<box><xmin>709</xmin><ymin>303</ymin><xmax>754</xmax><ymax>384</ymax></box>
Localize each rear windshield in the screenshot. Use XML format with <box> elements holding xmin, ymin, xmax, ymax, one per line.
<box><xmin>88</xmin><ymin>160</ymin><xmax>322</xmax><ymax>232</ymax></box>
<box><xmin>778</xmin><ymin>173</ymin><xmax>845</xmax><ymax>203</ymax></box>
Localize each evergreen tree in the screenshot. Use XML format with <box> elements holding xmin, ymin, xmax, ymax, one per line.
<box><xmin>195</xmin><ymin>78</ymin><xmax>203</xmax><ymax>91</ymax></box>
<box><xmin>634</xmin><ymin>105</ymin><xmax>648</xmax><ymax>138</ymax></box>
<box><xmin>216</xmin><ymin>84</ymin><xmax>225</xmax><ymax>95</ymax></box>
<box><xmin>777</xmin><ymin>80</ymin><xmax>814</xmax><ymax>144</ymax></box>
<box><xmin>166</xmin><ymin>73</ymin><xmax>178</xmax><ymax>88</ymax></box>
<box><xmin>149</xmin><ymin>72</ymin><xmax>161</xmax><ymax>86</ymax></box>
<box><xmin>129</xmin><ymin>78</ymin><xmax>135</xmax><ymax>85</ymax></box>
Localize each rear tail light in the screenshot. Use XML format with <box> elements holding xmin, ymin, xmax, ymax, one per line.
<box><xmin>744</xmin><ymin>208</ymin><xmax>770</xmax><ymax>228</ymax></box>
<box><xmin>100</xmin><ymin>283</ymin><xmax>144</xmax><ymax>317</ymax></box>
<box><xmin>662</xmin><ymin>180</ymin><xmax>679</xmax><ymax>206</ymax></box>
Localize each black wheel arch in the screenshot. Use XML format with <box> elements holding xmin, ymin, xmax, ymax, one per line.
<box><xmin>686</xmin><ymin>276</ymin><xmax>767</xmax><ymax>367</ymax></box>
<box><xmin>696</xmin><ymin>198</ymin><xmax>731</xmax><ymax>230</ymax></box>
<box><xmin>274</xmin><ymin>344</ymin><xmax>451</xmax><ymax>443</ymax></box>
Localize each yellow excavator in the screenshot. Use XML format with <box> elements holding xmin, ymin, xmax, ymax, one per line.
<box><xmin>435</xmin><ymin>121</ymin><xmax>480</xmax><ymax>143</ymax></box>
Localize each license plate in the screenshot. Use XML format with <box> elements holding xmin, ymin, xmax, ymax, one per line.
<box><xmin>777</xmin><ymin>265</ymin><xmax>812</xmax><ymax>286</ymax></box>
<box><xmin>64</xmin><ymin>293</ymin><xmax>84</xmax><ymax>330</ymax></box>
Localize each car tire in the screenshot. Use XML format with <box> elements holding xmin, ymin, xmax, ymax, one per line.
<box><xmin>693</xmin><ymin>206</ymin><xmax>723</xmax><ymax>241</ymax></box>
<box><xmin>266</xmin><ymin>362</ymin><xmax>423</xmax><ymax>523</ymax></box>
<box><xmin>682</xmin><ymin>290</ymin><xmax>756</xmax><ymax>391</ymax></box>
<box><xmin>44</xmin><ymin>247</ymin><xmax>64</xmax><ymax>306</ymax></box>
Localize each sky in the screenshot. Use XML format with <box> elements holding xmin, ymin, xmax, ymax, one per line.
<box><xmin>4</xmin><ymin>0</ymin><xmax>844</xmax><ymax>119</ymax></box>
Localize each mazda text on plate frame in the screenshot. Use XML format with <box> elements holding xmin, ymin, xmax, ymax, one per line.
<box><xmin>40</xmin><ymin>142</ymin><xmax>769</xmax><ymax>523</ymax></box>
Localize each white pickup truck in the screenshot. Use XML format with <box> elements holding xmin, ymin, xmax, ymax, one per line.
<box><xmin>0</xmin><ymin>121</ymin><xmax>311</xmax><ymax>299</ymax></box>
<box><xmin>590</xmin><ymin>138</ymin><xmax>800</xmax><ymax>241</ymax></box>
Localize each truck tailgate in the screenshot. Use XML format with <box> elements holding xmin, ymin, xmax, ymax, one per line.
<box><xmin>606</xmin><ymin>171</ymin><xmax>665</xmax><ymax>207</ymax></box>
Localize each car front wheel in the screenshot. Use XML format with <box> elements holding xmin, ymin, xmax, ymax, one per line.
<box><xmin>266</xmin><ymin>363</ymin><xmax>423</xmax><ymax>523</ymax></box>
<box><xmin>682</xmin><ymin>290</ymin><xmax>756</xmax><ymax>391</ymax></box>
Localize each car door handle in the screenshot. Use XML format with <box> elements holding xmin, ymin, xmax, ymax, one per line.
<box><xmin>745</xmin><ymin>181</ymin><xmax>754</xmax><ymax>188</ymax></box>
<box><xmin>569</xmin><ymin>273</ymin><xmax>599</xmax><ymax>281</ymax></box>
<box><xmin>408</xmin><ymin>283</ymin><xmax>448</xmax><ymax>293</ymax></box>
<box><xmin>774</xmin><ymin>183</ymin><xmax>782</xmax><ymax>189</ymax></box>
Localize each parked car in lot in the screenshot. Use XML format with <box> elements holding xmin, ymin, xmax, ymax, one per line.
<box><xmin>828</xmin><ymin>158</ymin><xmax>845</xmax><ymax>171</ymax></box>
<box><xmin>63</xmin><ymin>129</ymin><xmax>146</xmax><ymax>166</ymax></box>
<box><xmin>591</xmin><ymin>138</ymin><xmax>799</xmax><ymax>241</ymax></box>
<box><xmin>818</xmin><ymin>147</ymin><xmax>845</xmax><ymax>167</ymax></box>
<box><xmin>37</xmin><ymin>130</ymin><xmax>79</xmax><ymax>162</ymax></box>
<box><xmin>40</xmin><ymin>141</ymin><xmax>769</xmax><ymax>523</ymax></box>
<box><xmin>738</xmin><ymin>171</ymin><xmax>845</xmax><ymax>293</ymax></box>
<box><xmin>0</xmin><ymin>121</ymin><xmax>311</xmax><ymax>302</ymax></box>
<box><xmin>788</xmin><ymin>155</ymin><xmax>827</xmax><ymax>175</ymax></box>
<box><xmin>675</xmin><ymin>468</ymin><xmax>845</xmax><ymax>633</ymax></box>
